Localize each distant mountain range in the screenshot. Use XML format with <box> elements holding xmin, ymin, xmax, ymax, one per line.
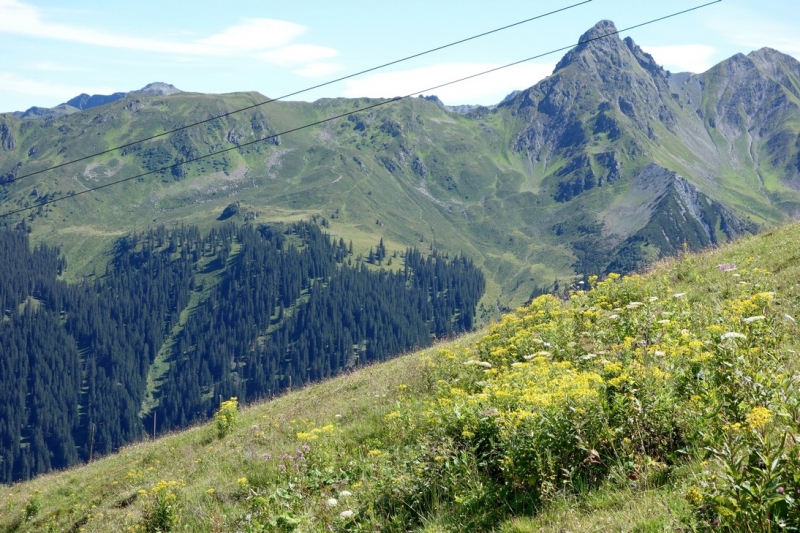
<box><xmin>2</xmin><ymin>20</ymin><xmax>800</xmax><ymax>309</ymax></box>
<box><xmin>10</xmin><ymin>82</ymin><xmax>182</xmax><ymax>120</ymax></box>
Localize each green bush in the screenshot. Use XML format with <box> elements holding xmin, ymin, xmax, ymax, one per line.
<box><xmin>214</xmin><ymin>397</ymin><xmax>239</xmax><ymax>439</ymax></box>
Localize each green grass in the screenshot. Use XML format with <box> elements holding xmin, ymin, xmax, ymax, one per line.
<box><xmin>5</xmin><ymin>220</ymin><xmax>800</xmax><ymax>532</ymax></box>
<box><xmin>500</xmin><ymin>472</ymin><xmax>693</xmax><ymax>533</ymax></box>
<box><xmin>0</xmin><ymin>331</ymin><xmax>484</xmax><ymax>532</ymax></box>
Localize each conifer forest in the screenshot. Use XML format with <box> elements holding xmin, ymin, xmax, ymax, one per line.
<box><xmin>0</xmin><ymin>222</ymin><xmax>484</xmax><ymax>482</ymax></box>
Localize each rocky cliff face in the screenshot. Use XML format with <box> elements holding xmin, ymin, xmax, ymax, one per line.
<box><xmin>491</xmin><ymin>20</ymin><xmax>800</xmax><ymax>272</ymax></box>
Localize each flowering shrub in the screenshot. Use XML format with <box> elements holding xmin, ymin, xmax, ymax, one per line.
<box><xmin>136</xmin><ymin>479</ymin><xmax>184</xmax><ymax>532</ymax></box>
<box><xmin>214</xmin><ymin>397</ymin><xmax>239</xmax><ymax>439</ymax></box>
<box><xmin>353</xmin><ymin>260</ymin><xmax>797</xmax><ymax>530</ymax></box>
<box><xmin>114</xmin><ymin>255</ymin><xmax>800</xmax><ymax>531</ymax></box>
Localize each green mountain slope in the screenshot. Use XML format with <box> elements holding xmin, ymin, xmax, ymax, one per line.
<box><xmin>0</xmin><ymin>222</ymin><xmax>484</xmax><ymax>483</ymax></box>
<box><xmin>3</xmin><ymin>219</ymin><xmax>800</xmax><ymax>532</ymax></box>
<box><xmin>2</xmin><ymin>21</ymin><xmax>800</xmax><ymax>310</ymax></box>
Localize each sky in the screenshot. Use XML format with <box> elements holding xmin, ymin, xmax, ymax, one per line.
<box><xmin>1</xmin><ymin>0</ymin><xmax>799</xmax><ymax>113</ymax></box>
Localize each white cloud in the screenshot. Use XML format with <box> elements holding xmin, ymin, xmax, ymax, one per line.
<box><xmin>342</xmin><ymin>62</ymin><xmax>554</xmax><ymax>106</ymax></box>
<box><xmin>199</xmin><ymin>19</ymin><xmax>305</xmax><ymax>51</ymax></box>
<box><xmin>641</xmin><ymin>44</ymin><xmax>717</xmax><ymax>73</ymax></box>
<box><xmin>294</xmin><ymin>62</ymin><xmax>342</xmax><ymax>78</ymax></box>
<box><xmin>255</xmin><ymin>44</ymin><xmax>339</xmax><ymax>66</ymax></box>
<box><xmin>0</xmin><ymin>0</ymin><xmax>214</xmax><ymax>54</ymax></box>
<box><xmin>32</xmin><ymin>61</ymin><xmax>88</xmax><ymax>72</ymax></box>
<box><xmin>0</xmin><ymin>0</ymin><xmax>337</xmax><ymax>60</ymax></box>
<box><xmin>0</xmin><ymin>72</ymin><xmax>114</xmax><ymax>101</ymax></box>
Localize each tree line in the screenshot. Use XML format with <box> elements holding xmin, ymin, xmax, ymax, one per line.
<box><xmin>0</xmin><ymin>222</ymin><xmax>484</xmax><ymax>482</ymax></box>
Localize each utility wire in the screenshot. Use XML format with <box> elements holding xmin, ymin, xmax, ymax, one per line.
<box><xmin>6</xmin><ymin>0</ymin><xmax>592</xmax><ymax>186</ymax></box>
<box><xmin>0</xmin><ymin>0</ymin><xmax>721</xmax><ymax>219</ymax></box>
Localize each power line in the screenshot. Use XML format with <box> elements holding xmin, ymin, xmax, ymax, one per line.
<box><xmin>0</xmin><ymin>1</ymin><xmax>721</xmax><ymax>219</ymax></box>
<box><xmin>5</xmin><ymin>0</ymin><xmax>592</xmax><ymax>186</ymax></box>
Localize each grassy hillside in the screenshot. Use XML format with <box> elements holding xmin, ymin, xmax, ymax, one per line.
<box><xmin>4</xmin><ymin>220</ymin><xmax>800</xmax><ymax>532</ymax></box>
<box><xmin>3</xmin><ymin>27</ymin><xmax>800</xmax><ymax>312</ymax></box>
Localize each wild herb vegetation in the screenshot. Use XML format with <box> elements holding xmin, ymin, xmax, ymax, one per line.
<box><xmin>0</xmin><ymin>222</ymin><xmax>484</xmax><ymax>483</ymax></box>
<box><xmin>3</xmin><ymin>222</ymin><xmax>800</xmax><ymax>531</ymax></box>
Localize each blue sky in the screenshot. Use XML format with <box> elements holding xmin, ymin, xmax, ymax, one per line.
<box><xmin>1</xmin><ymin>0</ymin><xmax>799</xmax><ymax>112</ymax></box>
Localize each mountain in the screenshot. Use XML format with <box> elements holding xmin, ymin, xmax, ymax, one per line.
<box><xmin>136</xmin><ymin>82</ymin><xmax>183</xmax><ymax>96</ymax></box>
<box><xmin>65</xmin><ymin>92</ymin><xmax>128</xmax><ymax>111</ymax></box>
<box><xmin>2</xmin><ymin>22</ymin><xmax>800</xmax><ymax>312</ymax></box>
<box><xmin>8</xmin><ymin>82</ymin><xmax>183</xmax><ymax>119</ymax></box>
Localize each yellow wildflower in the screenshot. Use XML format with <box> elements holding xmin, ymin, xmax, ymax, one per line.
<box><xmin>745</xmin><ymin>406</ymin><xmax>772</xmax><ymax>429</ymax></box>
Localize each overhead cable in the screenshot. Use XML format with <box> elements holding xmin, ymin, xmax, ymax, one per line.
<box><xmin>5</xmin><ymin>0</ymin><xmax>592</xmax><ymax>185</ymax></box>
<box><xmin>0</xmin><ymin>0</ymin><xmax>722</xmax><ymax>219</ymax></box>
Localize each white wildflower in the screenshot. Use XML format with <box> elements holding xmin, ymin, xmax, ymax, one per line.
<box><xmin>785</xmin><ymin>314</ymin><xmax>796</xmax><ymax>324</ymax></box>
<box><xmin>478</xmin><ymin>361</ymin><xmax>492</xmax><ymax>368</ymax></box>
<box><xmin>654</xmin><ymin>350</ymin><xmax>666</xmax><ymax>357</ymax></box>
<box><xmin>743</xmin><ymin>316</ymin><xmax>765</xmax><ymax>324</ymax></box>
<box><xmin>721</xmin><ymin>332</ymin><xmax>746</xmax><ymax>340</ymax></box>
<box><xmin>580</xmin><ymin>353</ymin><xmax>596</xmax><ymax>360</ymax></box>
<box><xmin>463</xmin><ymin>360</ymin><xmax>479</xmax><ymax>366</ymax></box>
<box><xmin>608</xmin><ymin>314</ymin><xmax>619</xmax><ymax>320</ymax></box>
<box><xmin>657</xmin><ymin>319</ymin><xmax>671</xmax><ymax>325</ymax></box>
<box><xmin>672</xmin><ymin>292</ymin><xmax>686</xmax><ymax>298</ymax></box>
<box><xmin>339</xmin><ymin>510</ymin><xmax>354</xmax><ymax>519</ymax></box>
<box><xmin>511</xmin><ymin>362</ymin><xmax>524</xmax><ymax>367</ymax></box>
<box><xmin>648</xmin><ymin>296</ymin><xmax>659</xmax><ymax>302</ymax></box>
<box><xmin>326</xmin><ymin>498</ymin><xmax>338</xmax><ymax>507</ymax></box>
<box><xmin>339</xmin><ymin>490</ymin><xmax>353</xmax><ymax>498</ymax></box>
<box><xmin>626</xmin><ymin>302</ymin><xmax>643</xmax><ymax>309</ymax></box>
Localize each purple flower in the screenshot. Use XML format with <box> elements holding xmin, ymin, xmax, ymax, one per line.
<box><xmin>263</xmin><ymin>453</ymin><xmax>272</xmax><ymax>461</ymax></box>
<box><xmin>713</xmin><ymin>519</ymin><xmax>720</xmax><ymax>526</ymax></box>
<box><xmin>302</xmin><ymin>445</ymin><xmax>311</xmax><ymax>452</ymax></box>
<box><xmin>778</xmin><ymin>486</ymin><xmax>785</xmax><ymax>494</ymax></box>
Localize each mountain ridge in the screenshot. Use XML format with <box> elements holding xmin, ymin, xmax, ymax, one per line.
<box><xmin>8</xmin><ymin>82</ymin><xmax>183</xmax><ymax>120</ymax></box>
<box><xmin>1</xmin><ymin>20</ymin><xmax>800</xmax><ymax>308</ymax></box>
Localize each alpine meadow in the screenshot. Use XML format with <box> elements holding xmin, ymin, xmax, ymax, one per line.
<box><xmin>3</xmin><ymin>9</ymin><xmax>800</xmax><ymax>532</ymax></box>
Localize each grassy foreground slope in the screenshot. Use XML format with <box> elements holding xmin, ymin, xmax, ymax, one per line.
<box><xmin>3</xmin><ymin>222</ymin><xmax>800</xmax><ymax>532</ymax></box>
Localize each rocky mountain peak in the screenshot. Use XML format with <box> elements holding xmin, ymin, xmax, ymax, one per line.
<box><xmin>578</xmin><ymin>19</ymin><xmax>619</xmax><ymax>44</ymax></box>
<box><xmin>136</xmin><ymin>82</ymin><xmax>182</xmax><ymax>96</ymax></box>
<box><xmin>553</xmin><ymin>20</ymin><xmax>631</xmax><ymax>73</ymax></box>
<box><xmin>747</xmin><ymin>47</ymin><xmax>800</xmax><ymax>80</ymax></box>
